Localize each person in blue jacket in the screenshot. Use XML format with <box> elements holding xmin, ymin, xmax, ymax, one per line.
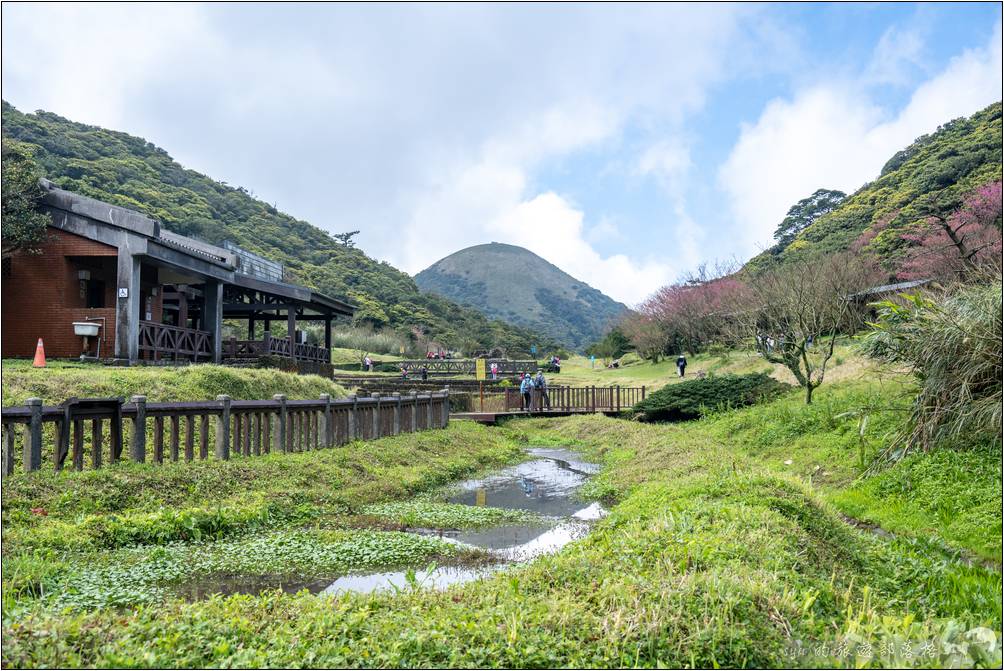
<box><xmin>520</xmin><ymin>372</ymin><xmax>533</xmax><ymax>412</ymax></box>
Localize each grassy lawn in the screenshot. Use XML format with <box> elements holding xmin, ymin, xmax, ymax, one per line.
<box><xmin>547</xmin><ymin>341</ymin><xmax>869</xmax><ymax>392</ymax></box>
<box><xmin>2</xmin><ymin>370</ymin><xmax>1000</xmax><ymax>667</ymax></box>
<box><xmin>1</xmin><ymin>360</ymin><xmax>345</xmax><ymax>405</ymax></box>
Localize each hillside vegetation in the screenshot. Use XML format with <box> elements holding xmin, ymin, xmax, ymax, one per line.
<box><xmin>0</xmin><ymin>102</ymin><xmax>551</xmax><ymax>356</ymax></box>
<box><xmin>415</xmin><ymin>242</ymin><xmax>628</xmax><ymax>350</ymax></box>
<box><xmin>752</xmin><ymin>101</ymin><xmax>1002</xmax><ymax>270</ymax></box>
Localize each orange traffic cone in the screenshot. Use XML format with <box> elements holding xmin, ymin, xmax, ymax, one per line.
<box><xmin>32</xmin><ymin>338</ymin><xmax>46</xmax><ymax>367</ymax></box>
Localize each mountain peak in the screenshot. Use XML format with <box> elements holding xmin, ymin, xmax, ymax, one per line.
<box><xmin>415</xmin><ymin>243</ymin><xmax>628</xmax><ymax>350</ymax></box>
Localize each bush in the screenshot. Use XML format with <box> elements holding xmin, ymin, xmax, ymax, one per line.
<box><xmin>859</xmin><ymin>280</ymin><xmax>1003</xmax><ymax>454</ymax></box>
<box><xmin>633</xmin><ymin>373</ymin><xmax>791</xmax><ymax>422</ymax></box>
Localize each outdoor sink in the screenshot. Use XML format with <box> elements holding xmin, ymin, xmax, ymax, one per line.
<box><xmin>72</xmin><ymin>321</ymin><xmax>101</xmax><ymax>337</ymax></box>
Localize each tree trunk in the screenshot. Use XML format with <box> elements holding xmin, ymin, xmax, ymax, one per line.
<box><xmin>805</xmin><ymin>384</ymin><xmax>814</xmax><ymax>405</ymax></box>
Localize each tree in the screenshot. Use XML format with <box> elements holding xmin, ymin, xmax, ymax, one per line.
<box><xmin>853</xmin><ymin>181</ymin><xmax>1003</xmax><ymax>282</ymax></box>
<box><xmin>772</xmin><ymin>188</ymin><xmax>846</xmax><ymax>249</ymax></box>
<box><xmin>621</xmin><ymin>314</ymin><xmax>668</xmax><ymax>363</ymax></box>
<box><xmin>1</xmin><ymin>138</ymin><xmax>50</xmax><ymax>258</ymax></box>
<box><xmin>332</xmin><ymin>230</ymin><xmax>360</xmax><ymax>248</ymax></box>
<box><xmin>730</xmin><ymin>252</ymin><xmax>880</xmax><ymax>404</ymax></box>
<box><xmin>636</xmin><ymin>259</ymin><xmax>747</xmax><ymax>355</ymax></box>
<box><xmin>585</xmin><ymin>325</ymin><xmax>633</xmax><ymax>361</ymax></box>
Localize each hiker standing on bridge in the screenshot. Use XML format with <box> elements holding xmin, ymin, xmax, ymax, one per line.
<box><xmin>520</xmin><ymin>373</ymin><xmax>533</xmax><ymax>412</ymax></box>
<box><xmin>420</xmin><ymin>365</ymin><xmax>429</xmax><ymax>381</ymax></box>
<box><xmin>534</xmin><ymin>369</ymin><xmax>550</xmax><ymax>410</ymax></box>
<box><xmin>676</xmin><ymin>354</ymin><xmax>687</xmax><ymax>378</ymax></box>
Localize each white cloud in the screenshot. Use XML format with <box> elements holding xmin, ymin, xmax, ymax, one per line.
<box><xmin>488</xmin><ymin>193</ymin><xmax>675</xmax><ymax>307</ymax></box>
<box><xmin>864</xmin><ymin>25</ymin><xmax>926</xmax><ymax>86</ymax></box>
<box><xmin>718</xmin><ymin>21</ymin><xmax>1003</xmax><ymax>255</ymax></box>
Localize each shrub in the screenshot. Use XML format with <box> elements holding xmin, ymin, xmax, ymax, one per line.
<box><xmin>859</xmin><ymin>280</ymin><xmax>1003</xmax><ymax>454</ymax></box>
<box><xmin>633</xmin><ymin>373</ymin><xmax>791</xmax><ymax>422</ymax></box>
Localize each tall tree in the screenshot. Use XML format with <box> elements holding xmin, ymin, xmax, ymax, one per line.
<box><xmin>773</xmin><ymin>188</ymin><xmax>847</xmax><ymax>250</ymax></box>
<box><xmin>1</xmin><ymin>139</ymin><xmax>50</xmax><ymax>259</ymax></box>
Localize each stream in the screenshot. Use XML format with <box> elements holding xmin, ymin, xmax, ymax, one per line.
<box><xmin>181</xmin><ymin>447</ymin><xmax>604</xmax><ymax>599</ymax></box>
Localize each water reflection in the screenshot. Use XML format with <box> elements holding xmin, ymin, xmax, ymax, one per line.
<box><xmin>180</xmin><ymin>447</ymin><xmax>605</xmax><ymax>598</ymax></box>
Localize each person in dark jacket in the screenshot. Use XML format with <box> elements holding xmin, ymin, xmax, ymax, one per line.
<box><xmin>420</xmin><ymin>365</ymin><xmax>429</xmax><ymax>381</ymax></box>
<box><xmin>534</xmin><ymin>369</ymin><xmax>550</xmax><ymax>410</ymax></box>
<box><xmin>676</xmin><ymin>354</ymin><xmax>687</xmax><ymax>377</ymax></box>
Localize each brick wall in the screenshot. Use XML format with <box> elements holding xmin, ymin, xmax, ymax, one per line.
<box><xmin>2</xmin><ymin>227</ymin><xmax>119</xmax><ymax>359</ymax></box>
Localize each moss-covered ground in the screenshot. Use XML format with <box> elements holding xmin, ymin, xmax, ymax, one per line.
<box><xmin>2</xmin><ymin>374</ymin><xmax>1001</xmax><ymax>668</ymax></box>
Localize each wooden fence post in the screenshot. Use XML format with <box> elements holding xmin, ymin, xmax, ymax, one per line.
<box><xmin>372</xmin><ymin>394</ymin><xmax>381</xmax><ymax>439</ymax></box>
<box><xmin>273</xmin><ymin>394</ymin><xmax>287</xmax><ymax>453</ymax></box>
<box><xmin>642</xmin><ymin>385</ymin><xmax>646</xmax><ymax>401</ymax></box>
<box><xmin>25</xmin><ymin>398</ymin><xmax>42</xmax><ymax>472</ymax></box>
<box><xmin>131</xmin><ymin>395</ymin><xmax>147</xmax><ymax>463</ymax></box>
<box><xmin>3</xmin><ymin>424</ymin><xmax>15</xmax><ymax>476</ymax></box>
<box><xmin>215</xmin><ymin>394</ymin><xmax>231</xmax><ymax>460</ymax></box>
<box><xmin>392</xmin><ymin>393</ymin><xmax>401</xmax><ymax>435</ymax></box>
<box><xmin>426</xmin><ymin>394</ymin><xmax>433</xmax><ymax>429</ymax></box>
<box><xmin>441</xmin><ymin>389</ymin><xmax>450</xmax><ymax>427</ymax></box>
<box><xmin>321</xmin><ymin>394</ymin><xmax>333</xmax><ymax>447</ymax></box>
<box><xmin>348</xmin><ymin>396</ymin><xmax>358</xmax><ymax>440</ymax></box>
<box><xmin>590</xmin><ymin>386</ymin><xmax>596</xmax><ymax>413</ymax></box>
<box><xmin>410</xmin><ymin>392</ymin><xmax>418</xmax><ymax>432</ymax></box>
<box><xmin>616</xmin><ymin>385</ymin><xmax>621</xmax><ymax>412</ymax></box>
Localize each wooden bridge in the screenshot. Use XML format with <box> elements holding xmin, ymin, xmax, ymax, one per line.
<box><xmin>450</xmin><ymin>385</ymin><xmax>646</xmax><ymax>424</ymax></box>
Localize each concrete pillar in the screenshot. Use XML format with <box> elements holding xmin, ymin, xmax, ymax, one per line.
<box><xmin>204</xmin><ymin>279</ymin><xmax>223</xmax><ymax>363</ymax></box>
<box><xmin>115</xmin><ymin>252</ymin><xmax>142</xmax><ymax>361</ymax></box>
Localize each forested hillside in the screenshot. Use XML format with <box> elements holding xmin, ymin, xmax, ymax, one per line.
<box><xmin>750</xmin><ymin>101</ymin><xmax>1002</xmax><ymax>272</ymax></box>
<box><xmin>1</xmin><ymin>101</ymin><xmax>552</xmax><ymax>355</ymax></box>
<box><xmin>415</xmin><ymin>243</ymin><xmax>628</xmax><ymax>350</ymax></box>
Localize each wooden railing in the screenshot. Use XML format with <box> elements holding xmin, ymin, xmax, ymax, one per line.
<box><xmin>1</xmin><ymin>391</ymin><xmax>449</xmax><ymax>475</ymax></box>
<box><xmin>139</xmin><ymin>321</ymin><xmax>212</xmax><ymax>362</ymax></box>
<box><xmin>225</xmin><ymin>333</ymin><xmax>330</xmax><ymax>364</ymax></box>
<box><xmin>448</xmin><ymin>385</ymin><xmax>646</xmax><ymax>414</ymax></box>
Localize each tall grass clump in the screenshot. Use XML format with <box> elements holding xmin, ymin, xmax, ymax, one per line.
<box><xmin>860</xmin><ymin>280</ymin><xmax>1002</xmax><ymax>455</ymax></box>
<box><xmin>328</xmin><ymin>326</ymin><xmax>412</xmax><ymax>356</ymax></box>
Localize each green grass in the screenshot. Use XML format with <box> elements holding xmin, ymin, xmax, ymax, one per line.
<box><xmin>2</xmin><ymin>375</ymin><xmax>1000</xmax><ymax>668</ymax></box>
<box><xmin>1</xmin><ymin>361</ymin><xmax>346</xmax><ymax>405</ymax></box>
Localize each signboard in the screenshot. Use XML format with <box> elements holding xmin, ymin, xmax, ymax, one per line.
<box><xmin>475</xmin><ymin>358</ymin><xmax>486</xmax><ymax>381</ymax></box>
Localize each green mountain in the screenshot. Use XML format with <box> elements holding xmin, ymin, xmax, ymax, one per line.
<box><xmin>414</xmin><ymin>242</ymin><xmax>629</xmax><ymax>350</ymax></box>
<box><xmin>1</xmin><ymin>101</ymin><xmax>554</xmax><ymax>355</ymax></box>
<box><xmin>749</xmin><ymin>101</ymin><xmax>1002</xmax><ymax>272</ymax></box>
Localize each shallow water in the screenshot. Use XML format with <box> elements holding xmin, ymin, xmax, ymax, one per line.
<box><xmin>183</xmin><ymin>447</ymin><xmax>603</xmax><ymax>597</ymax></box>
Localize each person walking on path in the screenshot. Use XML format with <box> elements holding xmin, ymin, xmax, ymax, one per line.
<box><xmin>364</xmin><ymin>355</ymin><xmax>373</xmax><ymax>372</ymax></box>
<box><xmin>534</xmin><ymin>369</ymin><xmax>551</xmax><ymax>410</ymax></box>
<box><xmin>490</xmin><ymin>361</ymin><xmax>498</xmax><ymax>381</ymax></box>
<box><xmin>420</xmin><ymin>365</ymin><xmax>429</xmax><ymax>381</ymax></box>
<box><xmin>676</xmin><ymin>354</ymin><xmax>687</xmax><ymax>378</ymax></box>
<box><xmin>520</xmin><ymin>372</ymin><xmax>533</xmax><ymax>412</ymax></box>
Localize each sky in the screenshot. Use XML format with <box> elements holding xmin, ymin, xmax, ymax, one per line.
<box><xmin>2</xmin><ymin>2</ymin><xmax>1001</xmax><ymax>306</ymax></box>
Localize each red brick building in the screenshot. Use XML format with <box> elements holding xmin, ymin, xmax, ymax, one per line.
<box><xmin>2</xmin><ymin>181</ymin><xmax>353</xmax><ymax>369</ymax></box>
